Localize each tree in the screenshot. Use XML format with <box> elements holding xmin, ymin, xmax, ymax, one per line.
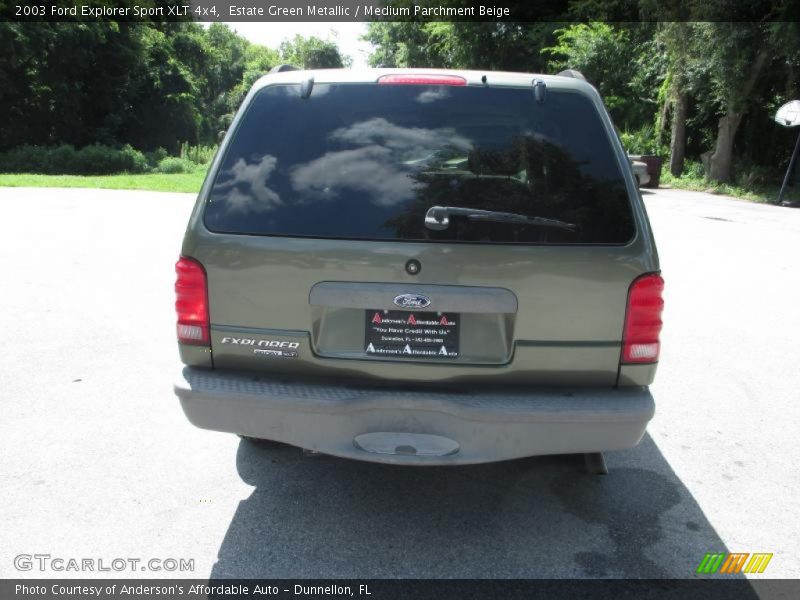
<box><xmin>658</xmin><ymin>23</ymin><xmax>691</xmax><ymax>176</ymax></box>
<box><xmin>364</xmin><ymin>21</ymin><xmax>560</xmax><ymax>72</ymax></box>
<box><xmin>641</xmin><ymin>1</ymin><xmax>800</xmax><ymax>183</ymax></box>
<box><xmin>544</xmin><ymin>23</ymin><xmax>663</xmax><ymax>132</ymax></box>
<box><xmin>0</xmin><ymin>22</ymin><xmax>286</xmax><ymax>152</ymax></box>
<box><xmin>279</xmin><ymin>35</ymin><xmax>351</xmax><ymax>69</ymax></box>
<box><xmin>363</xmin><ymin>22</ymin><xmax>441</xmax><ymax>67</ymax></box>
<box><xmin>218</xmin><ymin>43</ymin><xmax>281</xmax><ymax>137</ymax></box>
<box><xmin>688</xmin><ymin>23</ymin><xmax>771</xmax><ymax>183</ymax></box>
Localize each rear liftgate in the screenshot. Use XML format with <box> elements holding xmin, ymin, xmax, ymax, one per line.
<box><xmin>310</xmin><ymin>281</ymin><xmax>517</xmax><ymax>460</ymax></box>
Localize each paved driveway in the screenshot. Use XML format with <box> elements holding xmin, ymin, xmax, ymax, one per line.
<box><xmin>0</xmin><ymin>186</ymin><xmax>797</xmax><ymax>579</ymax></box>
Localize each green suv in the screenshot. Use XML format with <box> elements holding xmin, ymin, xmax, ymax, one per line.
<box><xmin>173</xmin><ymin>68</ymin><xmax>664</xmax><ymax>468</ymax></box>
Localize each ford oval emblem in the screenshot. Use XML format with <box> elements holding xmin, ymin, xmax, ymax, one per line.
<box><xmin>393</xmin><ymin>293</ymin><xmax>431</xmax><ymax>309</ymax></box>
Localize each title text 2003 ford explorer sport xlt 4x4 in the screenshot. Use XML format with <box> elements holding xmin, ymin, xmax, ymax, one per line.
<box><xmin>173</xmin><ymin>68</ymin><xmax>664</xmax><ymax>471</ymax></box>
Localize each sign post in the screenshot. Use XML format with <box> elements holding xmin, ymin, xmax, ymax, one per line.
<box><xmin>774</xmin><ymin>100</ymin><xmax>800</xmax><ymax>206</ymax></box>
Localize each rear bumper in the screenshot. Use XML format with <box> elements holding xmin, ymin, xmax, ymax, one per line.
<box><xmin>174</xmin><ymin>367</ymin><xmax>655</xmax><ymax>465</ymax></box>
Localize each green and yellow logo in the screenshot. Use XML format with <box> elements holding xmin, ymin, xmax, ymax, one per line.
<box><xmin>696</xmin><ymin>552</ymin><xmax>773</xmax><ymax>574</ymax></box>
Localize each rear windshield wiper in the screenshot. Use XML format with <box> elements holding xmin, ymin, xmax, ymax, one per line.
<box><xmin>424</xmin><ymin>206</ymin><xmax>577</xmax><ymax>232</ymax></box>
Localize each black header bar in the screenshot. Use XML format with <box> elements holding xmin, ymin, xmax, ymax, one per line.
<box><xmin>3</xmin><ymin>0</ymin><xmax>798</xmax><ymax>23</ymax></box>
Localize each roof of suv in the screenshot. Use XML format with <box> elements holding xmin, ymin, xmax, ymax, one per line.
<box><xmin>251</xmin><ymin>68</ymin><xmax>599</xmax><ymax>97</ymax></box>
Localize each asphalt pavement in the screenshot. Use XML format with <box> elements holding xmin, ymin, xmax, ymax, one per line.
<box><xmin>0</xmin><ymin>186</ymin><xmax>798</xmax><ymax>580</ymax></box>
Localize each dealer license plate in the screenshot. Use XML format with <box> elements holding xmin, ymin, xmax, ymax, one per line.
<box><xmin>364</xmin><ymin>310</ymin><xmax>460</xmax><ymax>359</ymax></box>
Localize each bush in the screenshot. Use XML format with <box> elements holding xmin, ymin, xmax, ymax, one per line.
<box><xmin>145</xmin><ymin>147</ymin><xmax>169</xmax><ymax>170</ymax></box>
<box><xmin>72</xmin><ymin>144</ymin><xmax>148</xmax><ymax>174</ymax></box>
<box><xmin>123</xmin><ymin>145</ymin><xmax>149</xmax><ymax>173</ymax></box>
<box><xmin>179</xmin><ymin>142</ymin><xmax>217</xmax><ymax>165</ymax></box>
<box><xmin>0</xmin><ymin>143</ymin><xmax>148</xmax><ymax>175</ymax></box>
<box><xmin>734</xmin><ymin>162</ymin><xmax>783</xmax><ymax>189</ymax></box>
<box><xmin>683</xmin><ymin>160</ymin><xmax>706</xmax><ymax>180</ymax></box>
<box><xmin>620</xmin><ymin>125</ymin><xmax>663</xmax><ymax>156</ymax></box>
<box><xmin>0</xmin><ymin>145</ymin><xmax>52</xmax><ymax>172</ymax></box>
<box><xmin>155</xmin><ymin>156</ymin><xmax>195</xmax><ymax>174</ymax></box>
<box><xmin>47</xmin><ymin>145</ymin><xmax>79</xmax><ymax>172</ymax></box>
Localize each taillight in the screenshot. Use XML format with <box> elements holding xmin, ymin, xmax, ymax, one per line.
<box><xmin>621</xmin><ymin>273</ymin><xmax>664</xmax><ymax>364</ymax></box>
<box><xmin>175</xmin><ymin>257</ymin><xmax>209</xmax><ymax>345</ymax></box>
<box><xmin>377</xmin><ymin>74</ymin><xmax>467</xmax><ymax>86</ymax></box>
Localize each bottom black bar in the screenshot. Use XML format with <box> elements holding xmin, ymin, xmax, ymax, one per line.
<box><xmin>2</xmin><ymin>579</ymin><xmax>798</xmax><ymax>600</ymax></box>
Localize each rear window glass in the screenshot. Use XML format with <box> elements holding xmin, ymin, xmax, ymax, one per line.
<box><xmin>204</xmin><ymin>83</ymin><xmax>635</xmax><ymax>244</ymax></box>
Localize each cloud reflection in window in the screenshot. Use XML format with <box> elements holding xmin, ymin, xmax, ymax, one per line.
<box><xmin>291</xmin><ymin>145</ymin><xmax>418</xmax><ymax>207</ymax></box>
<box><xmin>212</xmin><ymin>155</ymin><xmax>282</xmax><ymax>213</ymax></box>
<box><xmin>416</xmin><ymin>88</ymin><xmax>450</xmax><ymax>104</ymax></box>
<box><xmin>289</xmin><ymin>118</ymin><xmax>473</xmax><ymax>207</ymax></box>
<box><xmin>330</xmin><ymin>117</ymin><xmax>471</xmax><ymax>155</ymax></box>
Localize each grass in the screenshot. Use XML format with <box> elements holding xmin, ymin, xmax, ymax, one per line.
<box><xmin>0</xmin><ymin>171</ymin><xmax>205</xmax><ymax>193</ymax></box>
<box><xmin>659</xmin><ymin>169</ymin><xmax>798</xmax><ymax>205</ymax></box>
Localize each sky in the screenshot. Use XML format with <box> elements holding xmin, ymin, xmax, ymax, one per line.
<box><xmin>221</xmin><ymin>22</ymin><xmax>373</xmax><ymax>68</ymax></box>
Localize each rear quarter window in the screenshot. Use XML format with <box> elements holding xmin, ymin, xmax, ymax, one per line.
<box><xmin>204</xmin><ymin>82</ymin><xmax>635</xmax><ymax>245</ymax></box>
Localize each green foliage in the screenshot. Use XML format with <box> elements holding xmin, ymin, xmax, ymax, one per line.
<box><xmin>0</xmin><ymin>172</ymin><xmax>205</xmax><ymax>194</ymax></box>
<box><xmin>620</xmin><ymin>125</ymin><xmax>663</xmax><ymax>156</ymax></box>
<box><xmin>279</xmin><ymin>35</ymin><xmax>351</xmax><ymax>69</ymax></box>
<box><xmin>682</xmin><ymin>160</ymin><xmax>706</xmax><ymax>180</ymax></box>
<box><xmin>364</xmin><ymin>21</ymin><xmax>559</xmax><ymax>72</ymax></box>
<box><xmin>0</xmin><ymin>145</ymin><xmax>50</xmax><ymax>172</ymax></box>
<box><xmin>544</xmin><ymin>23</ymin><xmax>628</xmax><ymax>83</ymax></box>
<box><xmin>155</xmin><ymin>156</ymin><xmax>196</xmax><ymax>174</ymax></box>
<box><xmin>1</xmin><ymin>17</ymin><xmax>797</xmax><ymax>192</ymax></box>
<box><xmin>0</xmin><ymin>22</ymin><xmax>292</xmax><ymax>152</ymax></box>
<box><xmin>543</xmin><ymin>23</ymin><xmax>664</xmax><ymax>130</ymax></box>
<box><xmin>363</xmin><ymin>18</ymin><xmax>800</xmax><ymax>192</ymax></box>
<box><xmin>145</xmin><ymin>148</ymin><xmax>169</xmax><ymax>169</ymax></box>
<box><xmin>179</xmin><ymin>142</ymin><xmax>217</xmax><ymax>165</ymax></box>
<box><xmin>79</xmin><ymin>144</ymin><xmax>149</xmax><ymax>174</ymax></box>
<box><xmin>364</xmin><ymin>22</ymin><xmax>441</xmax><ymax>68</ymax></box>
<box><xmin>0</xmin><ymin>144</ymin><xmax>148</xmax><ymax>175</ymax></box>
<box><xmin>660</xmin><ymin>159</ymin><xmax>798</xmax><ymax>204</ymax></box>
<box><xmin>687</xmin><ymin>22</ymin><xmax>771</xmax><ymax>115</ymax></box>
<box><xmin>0</xmin><ymin>141</ymin><xmax>211</xmax><ymax>176</ymax></box>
